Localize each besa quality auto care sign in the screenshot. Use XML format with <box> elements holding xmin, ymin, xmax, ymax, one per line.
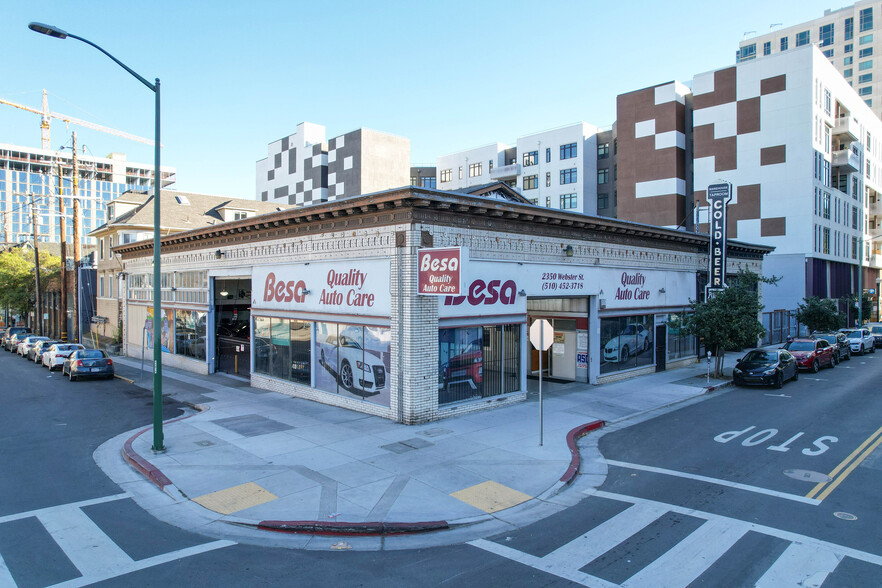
<box><xmin>418</xmin><ymin>247</ymin><xmax>462</xmax><ymax>296</ymax></box>
<box><xmin>252</xmin><ymin>259</ymin><xmax>390</xmax><ymax>316</ymax></box>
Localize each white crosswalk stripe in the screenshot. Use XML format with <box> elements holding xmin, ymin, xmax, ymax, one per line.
<box><xmin>0</xmin><ymin>494</ymin><xmax>234</xmax><ymax>587</ymax></box>
<box><xmin>470</xmin><ymin>491</ymin><xmax>881</xmax><ymax>587</ymax></box>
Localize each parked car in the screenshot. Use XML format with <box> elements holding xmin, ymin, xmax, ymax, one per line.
<box><xmin>43</xmin><ymin>343</ymin><xmax>86</xmax><ymax>371</ymax></box>
<box><xmin>2</xmin><ymin>326</ymin><xmax>27</xmax><ymax>349</ymax></box>
<box><xmin>840</xmin><ymin>328</ymin><xmax>876</xmax><ymax>355</ymax></box>
<box><xmin>319</xmin><ymin>326</ymin><xmax>386</xmax><ymax>395</ymax></box>
<box><xmin>811</xmin><ymin>331</ymin><xmax>851</xmax><ymax>362</ymax></box>
<box><xmin>866</xmin><ymin>323</ymin><xmax>882</xmax><ymax>348</ymax></box>
<box><xmin>62</xmin><ymin>349</ymin><xmax>114</xmax><ymax>381</ymax></box>
<box><xmin>783</xmin><ymin>338</ymin><xmax>837</xmax><ymax>372</ymax></box>
<box><xmin>30</xmin><ymin>339</ymin><xmax>59</xmax><ymax>363</ymax></box>
<box><xmin>5</xmin><ymin>330</ymin><xmax>31</xmax><ymax>352</ymax></box>
<box><xmin>603</xmin><ymin>324</ymin><xmax>651</xmax><ymax>363</ymax></box>
<box><xmin>733</xmin><ymin>348</ymin><xmax>799</xmax><ymax>388</ymax></box>
<box><xmin>18</xmin><ymin>335</ymin><xmax>49</xmax><ymax>358</ymax></box>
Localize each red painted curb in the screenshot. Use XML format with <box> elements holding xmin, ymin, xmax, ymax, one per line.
<box><xmin>257</xmin><ymin>519</ymin><xmax>450</xmax><ymax>536</ymax></box>
<box><xmin>559</xmin><ymin>420</ymin><xmax>605</xmax><ymax>484</ymax></box>
<box><xmin>121</xmin><ymin>412</ymin><xmax>197</xmax><ymax>490</ymax></box>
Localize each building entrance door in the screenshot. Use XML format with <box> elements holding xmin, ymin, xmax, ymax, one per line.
<box><xmin>655</xmin><ymin>324</ymin><xmax>666</xmax><ymax>372</ymax></box>
<box><xmin>214</xmin><ymin>278</ymin><xmax>251</xmax><ymax>376</ymax></box>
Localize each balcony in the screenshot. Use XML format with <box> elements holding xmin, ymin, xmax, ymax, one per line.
<box><xmin>870</xmin><ymin>199</ymin><xmax>882</xmax><ymax>217</ymax></box>
<box><xmin>489</xmin><ymin>163</ymin><xmax>520</xmax><ymax>180</ymax></box>
<box><xmin>832</xmin><ymin>116</ymin><xmax>859</xmax><ymax>143</ymax></box>
<box><xmin>832</xmin><ymin>147</ymin><xmax>861</xmax><ymax>173</ymax></box>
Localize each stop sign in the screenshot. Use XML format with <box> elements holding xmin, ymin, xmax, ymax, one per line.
<box><xmin>529</xmin><ymin>319</ymin><xmax>554</xmax><ymax>351</ymax></box>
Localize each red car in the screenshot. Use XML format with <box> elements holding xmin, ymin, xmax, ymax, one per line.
<box><xmin>783</xmin><ymin>338</ymin><xmax>836</xmax><ymax>372</ymax></box>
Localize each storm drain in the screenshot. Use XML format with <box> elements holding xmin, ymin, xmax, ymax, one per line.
<box><xmin>381</xmin><ymin>438</ymin><xmax>434</xmax><ymax>454</ymax></box>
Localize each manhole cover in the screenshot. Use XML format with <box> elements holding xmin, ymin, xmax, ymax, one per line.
<box><xmin>834</xmin><ymin>512</ymin><xmax>858</xmax><ymax>521</ymax></box>
<box><xmin>783</xmin><ymin>469</ymin><xmax>832</xmax><ymax>483</ymax></box>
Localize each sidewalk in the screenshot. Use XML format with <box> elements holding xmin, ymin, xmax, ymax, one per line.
<box><xmin>96</xmin><ymin>351</ymin><xmax>745</xmax><ymax>549</ymax></box>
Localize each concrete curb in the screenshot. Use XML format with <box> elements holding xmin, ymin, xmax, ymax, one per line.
<box><xmin>120</xmin><ymin>410</ymin><xmax>203</xmax><ymax>490</ymax></box>
<box><xmin>254</xmin><ymin>520</ymin><xmax>451</xmax><ymax>536</ymax></box>
<box><xmin>703</xmin><ymin>380</ymin><xmax>734</xmax><ymax>394</ymax></box>
<box><xmin>559</xmin><ymin>420</ymin><xmax>605</xmax><ymax>485</ymax></box>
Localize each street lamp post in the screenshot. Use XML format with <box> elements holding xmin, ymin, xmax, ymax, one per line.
<box><xmin>30</xmin><ymin>22</ymin><xmax>165</xmax><ymax>451</ymax></box>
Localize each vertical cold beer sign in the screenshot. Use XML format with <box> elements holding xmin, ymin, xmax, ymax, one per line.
<box><xmin>706</xmin><ymin>182</ymin><xmax>732</xmax><ymax>297</ymax></box>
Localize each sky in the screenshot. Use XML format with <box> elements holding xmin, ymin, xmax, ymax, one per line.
<box><xmin>2</xmin><ymin>0</ymin><xmax>845</xmax><ymax>199</ymax></box>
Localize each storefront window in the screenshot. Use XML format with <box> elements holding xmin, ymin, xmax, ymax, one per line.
<box><xmin>290</xmin><ymin>320</ymin><xmax>311</xmax><ymax>385</ymax></box>
<box><xmin>667</xmin><ymin>313</ymin><xmax>696</xmax><ymax>361</ymax></box>
<box><xmin>174</xmin><ymin>310</ymin><xmax>206</xmax><ymax>360</ymax></box>
<box><xmin>315</xmin><ymin>322</ymin><xmax>390</xmax><ymax>406</ymax></box>
<box><xmin>439</xmin><ymin>325</ymin><xmax>521</xmax><ymax>405</ymax></box>
<box><xmin>600</xmin><ymin>314</ymin><xmax>654</xmax><ymax>374</ymax></box>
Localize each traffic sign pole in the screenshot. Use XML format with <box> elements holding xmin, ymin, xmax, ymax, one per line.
<box><xmin>530</xmin><ymin>319</ymin><xmax>554</xmax><ymax>446</ymax></box>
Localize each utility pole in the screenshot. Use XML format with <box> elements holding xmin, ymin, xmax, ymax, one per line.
<box><xmin>57</xmin><ymin>161</ymin><xmax>67</xmax><ymax>342</ymax></box>
<box><xmin>30</xmin><ymin>194</ymin><xmax>43</xmax><ymax>335</ymax></box>
<box><xmin>72</xmin><ymin>131</ymin><xmax>81</xmax><ymax>343</ymax></box>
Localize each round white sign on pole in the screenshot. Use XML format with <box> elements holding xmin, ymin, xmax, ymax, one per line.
<box><xmin>530</xmin><ymin>319</ymin><xmax>554</xmax><ymax>351</ymax></box>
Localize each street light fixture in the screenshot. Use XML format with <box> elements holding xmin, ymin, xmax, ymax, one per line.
<box><xmin>30</xmin><ymin>21</ymin><xmax>165</xmax><ymax>452</ymax></box>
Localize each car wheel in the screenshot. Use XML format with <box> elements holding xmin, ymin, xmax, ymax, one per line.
<box><xmin>340</xmin><ymin>360</ymin><xmax>353</xmax><ymax>389</ymax></box>
<box><xmin>811</xmin><ymin>360</ymin><xmax>820</xmax><ymax>373</ymax></box>
<box><xmin>773</xmin><ymin>373</ymin><xmax>783</xmax><ymax>389</ymax></box>
<box><xmin>871</xmin><ymin>345</ymin><xmax>876</xmax><ymax>354</ymax></box>
<box><xmin>792</xmin><ymin>369</ymin><xmax>799</xmax><ymax>381</ymax></box>
<box><xmin>859</xmin><ymin>345</ymin><xmax>865</xmax><ymax>356</ymax></box>
<box><xmin>829</xmin><ymin>355</ymin><xmax>836</xmax><ymax>368</ymax></box>
<box><xmin>68</xmin><ymin>371</ymin><xmax>75</xmax><ymax>382</ymax></box>
<box><xmin>620</xmin><ymin>345</ymin><xmax>630</xmax><ymax>362</ymax></box>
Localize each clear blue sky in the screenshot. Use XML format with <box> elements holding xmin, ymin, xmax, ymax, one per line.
<box><xmin>2</xmin><ymin>0</ymin><xmax>842</xmax><ymax>199</ymax></box>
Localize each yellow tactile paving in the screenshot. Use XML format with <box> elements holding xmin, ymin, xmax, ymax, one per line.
<box><xmin>192</xmin><ymin>482</ymin><xmax>278</xmax><ymax>515</ymax></box>
<box><xmin>450</xmin><ymin>480</ymin><xmax>532</xmax><ymax>513</ymax></box>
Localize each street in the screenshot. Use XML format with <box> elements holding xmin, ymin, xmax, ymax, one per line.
<box><xmin>1</xmin><ymin>347</ymin><xmax>881</xmax><ymax>586</ymax></box>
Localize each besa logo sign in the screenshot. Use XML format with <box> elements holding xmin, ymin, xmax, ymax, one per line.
<box><xmin>419</xmin><ymin>250</ymin><xmax>459</xmax><ymax>272</ymax></box>
<box><xmin>263</xmin><ymin>272</ymin><xmax>307</xmax><ymax>304</ymax></box>
<box><xmin>444</xmin><ymin>279</ymin><xmax>517</xmax><ymax>306</ymax></box>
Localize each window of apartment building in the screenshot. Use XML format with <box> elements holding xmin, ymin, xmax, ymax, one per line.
<box><xmin>560</xmin><ymin>142</ymin><xmax>577</xmax><ymax>160</ymax></box>
<box><xmin>523</xmin><ymin>150</ymin><xmax>538</xmax><ymax>167</ymax></box>
<box><xmin>853</xmin><ymin>176</ymin><xmax>860</xmax><ymax>199</ymax></box>
<box><xmin>489</xmin><ymin>160</ymin><xmax>493</xmax><ymax>171</ymax></box>
<box><xmin>469</xmin><ymin>162</ymin><xmax>482</xmax><ymax>177</ymax></box>
<box><xmin>233</xmin><ymin>211</ymin><xmax>248</xmax><ymax>221</ymax></box>
<box><xmin>458</xmin><ymin>166</ymin><xmax>463</xmax><ymax>180</ymax></box>
<box><xmin>845</xmin><ymin>68</ymin><xmax>854</xmax><ymax>77</ymax></box>
<box><xmin>859</xmin><ymin>86</ymin><xmax>873</xmax><ymax>96</ymax></box>
<box><xmin>597</xmin><ymin>168</ymin><xmax>609</xmax><ymax>185</ymax></box>
<box><xmin>598</xmin><ymin>142</ymin><xmax>610</xmax><ymax>158</ymax></box>
<box><xmin>530</xmin><ymin>198</ymin><xmax>538</xmax><ymax>205</ymax></box>
<box><xmin>440</xmin><ymin>169</ymin><xmax>452</xmax><ymax>183</ymax></box>
<box><xmin>860</xmin><ymin>7</ymin><xmax>873</xmax><ymax>32</ymax></box>
<box><xmin>845</xmin><ymin>43</ymin><xmax>853</xmax><ymax>53</ymax></box>
<box><xmin>796</xmin><ymin>31</ymin><xmax>810</xmax><ymax>46</ymax></box>
<box><xmin>860</xmin><ymin>73</ymin><xmax>873</xmax><ymax>84</ymax></box>
<box><xmin>546</xmin><ymin>172</ymin><xmax>551</xmax><ymax>187</ymax></box>
<box><xmin>825</xmin><ymin>89</ymin><xmax>832</xmax><ymax>115</ymax></box>
<box><xmin>738</xmin><ymin>44</ymin><xmax>756</xmax><ymax>62</ymax></box>
<box><xmin>523</xmin><ymin>175</ymin><xmax>538</xmax><ymax>190</ymax></box>
<box><xmin>860</xmin><ymin>47</ymin><xmax>874</xmax><ymax>58</ymax></box>
<box><xmin>868</xmin><ymin>132</ymin><xmax>872</xmax><ymax>153</ymax></box>
<box><xmin>860</xmin><ymin>34</ymin><xmax>873</xmax><ymax>44</ymax></box>
<box><xmin>819</xmin><ymin>23</ymin><xmax>834</xmax><ymax>47</ymax></box>
<box><xmin>561</xmin><ymin>168</ymin><xmax>578</xmax><ymax>184</ymax></box>
<box><xmin>598</xmin><ymin>194</ymin><xmax>609</xmax><ymax>209</ymax></box>
<box><xmin>560</xmin><ymin>193</ymin><xmax>577</xmax><ymax>209</ymax></box>
<box><xmin>421</xmin><ymin>176</ymin><xmax>436</xmax><ymax>188</ymax></box>
<box><xmin>846</xmin><ymin>16</ymin><xmax>854</xmax><ymax>40</ymax></box>
<box><xmin>853</xmin><ymin>236</ymin><xmax>859</xmax><ymax>259</ymax></box>
<box><xmin>824</xmin><ymin>49</ymin><xmax>834</xmax><ymax>58</ymax></box>
<box><xmin>99</xmin><ymin>237</ymin><xmax>105</xmax><ymax>260</ymax></box>
<box><xmin>823</xmin><ymin>227</ymin><xmax>830</xmax><ymax>254</ymax></box>
<box><xmin>780</xmin><ymin>37</ymin><xmax>789</xmax><ymax>51</ymax></box>
<box><xmin>764</xmin><ymin>41</ymin><xmax>771</xmax><ymax>56</ymax></box>
<box><xmin>545</xmin><ymin>196</ymin><xmax>551</xmax><ymax>207</ymax></box>
<box><xmin>866</xmin><ymin>98</ymin><xmax>873</xmax><ymax>106</ymax></box>
<box><xmin>860</xmin><ymin>59</ymin><xmax>873</xmax><ymax>70</ymax></box>
<box><xmin>546</xmin><ymin>148</ymin><xmax>551</xmax><ymax>163</ymax></box>
<box><xmin>823</xmin><ymin>192</ymin><xmax>831</xmax><ymax>219</ymax></box>
<box><xmin>845</xmin><ymin>56</ymin><xmax>854</xmax><ymax>65</ymax></box>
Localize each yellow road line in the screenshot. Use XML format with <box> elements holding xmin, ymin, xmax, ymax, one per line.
<box><xmin>807</xmin><ymin>424</ymin><xmax>882</xmax><ymax>500</ymax></box>
<box><xmin>817</xmin><ymin>434</ymin><xmax>882</xmax><ymax>501</ymax></box>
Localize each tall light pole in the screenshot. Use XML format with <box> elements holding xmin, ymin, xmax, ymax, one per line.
<box><xmin>30</xmin><ymin>22</ymin><xmax>165</xmax><ymax>452</ymax></box>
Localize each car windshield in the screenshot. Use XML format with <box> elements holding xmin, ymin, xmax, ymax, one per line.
<box><xmin>620</xmin><ymin>325</ymin><xmax>637</xmax><ymax>335</ymax></box>
<box><xmin>843</xmin><ymin>331</ymin><xmax>862</xmax><ymax>339</ymax></box>
<box><xmin>814</xmin><ymin>334</ymin><xmax>835</xmax><ymax>343</ymax></box>
<box><xmin>784</xmin><ymin>341</ymin><xmax>815</xmax><ymax>351</ymax></box>
<box><xmin>79</xmin><ymin>350</ymin><xmax>105</xmax><ymax>359</ymax></box>
<box><xmin>743</xmin><ymin>350</ymin><xmax>778</xmax><ymax>362</ymax></box>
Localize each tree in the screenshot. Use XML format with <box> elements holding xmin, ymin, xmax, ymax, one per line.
<box><xmin>674</xmin><ymin>269</ymin><xmax>775</xmax><ymax>377</ymax></box>
<box><xmin>0</xmin><ymin>248</ymin><xmax>62</xmax><ymax>326</ymax></box>
<box><xmin>796</xmin><ymin>297</ymin><xmax>843</xmax><ymax>333</ymax></box>
<box><xmin>841</xmin><ymin>291</ymin><xmax>874</xmax><ymax>325</ymax></box>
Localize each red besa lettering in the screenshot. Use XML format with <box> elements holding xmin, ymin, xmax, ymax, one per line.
<box><xmin>444</xmin><ymin>279</ymin><xmax>517</xmax><ymax>306</ymax></box>
<box><xmin>263</xmin><ymin>272</ymin><xmax>307</xmax><ymax>304</ymax></box>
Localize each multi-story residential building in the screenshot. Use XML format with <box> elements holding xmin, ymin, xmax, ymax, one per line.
<box><xmin>615</xmin><ymin>45</ymin><xmax>882</xmax><ymax>325</ymax></box>
<box><xmin>436</xmin><ymin>123</ymin><xmax>600</xmax><ymax>215</ymax></box>
<box><xmin>0</xmin><ymin>144</ymin><xmax>175</xmax><ymax>247</ymax></box>
<box><xmin>255</xmin><ymin>122</ymin><xmax>410</xmax><ymax>206</ymax></box>
<box><xmin>736</xmin><ymin>0</ymin><xmax>882</xmax><ymax>121</ymax></box>
<box><xmin>410</xmin><ymin>166</ymin><xmax>437</xmax><ymax>189</ymax></box>
<box><xmin>88</xmin><ymin>189</ymin><xmax>286</xmax><ymax>347</ymax></box>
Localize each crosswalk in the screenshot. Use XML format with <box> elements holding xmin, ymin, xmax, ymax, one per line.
<box><xmin>470</xmin><ymin>490</ymin><xmax>882</xmax><ymax>587</ymax></box>
<box><xmin>0</xmin><ymin>494</ymin><xmax>234</xmax><ymax>587</ymax></box>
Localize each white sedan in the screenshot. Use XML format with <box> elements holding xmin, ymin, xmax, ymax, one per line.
<box><xmin>603</xmin><ymin>324</ymin><xmax>652</xmax><ymax>363</ymax></box>
<box><xmin>43</xmin><ymin>343</ymin><xmax>86</xmax><ymax>371</ymax></box>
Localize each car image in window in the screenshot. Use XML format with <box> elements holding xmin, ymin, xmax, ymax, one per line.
<box><xmin>319</xmin><ymin>326</ymin><xmax>386</xmax><ymax>397</ymax></box>
<box><xmin>603</xmin><ymin>323</ymin><xmax>651</xmax><ymax>363</ymax></box>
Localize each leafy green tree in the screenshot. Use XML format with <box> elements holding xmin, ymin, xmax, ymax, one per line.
<box><xmin>0</xmin><ymin>248</ymin><xmax>62</xmax><ymax>326</ymax></box>
<box><xmin>796</xmin><ymin>297</ymin><xmax>843</xmax><ymax>333</ymax></box>
<box><xmin>841</xmin><ymin>291</ymin><xmax>874</xmax><ymax>325</ymax></box>
<box><xmin>674</xmin><ymin>269</ymin><xmax>775</xmax><ymax>377</ymax></box>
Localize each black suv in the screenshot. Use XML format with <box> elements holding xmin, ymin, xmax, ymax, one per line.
<box><xmin>812</xmin><ymin>332</ymin><xmax>851</xmax><ymax>362</ymax></box>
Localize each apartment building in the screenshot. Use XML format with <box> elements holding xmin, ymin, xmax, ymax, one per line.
<box><xmin>737</xmin><ymin>0</ymin><xmax>882</xmax><ymax>121</ymax></box>
<box><xmin>0</xmin><ymin>144</ymin><xmax>175</xmax><ymax>247</ymax></box>
<box><xmin>255</xmin><ymin>122</ymin><xmax>410</xmax><ymax>206</ymax></box>
<box><xmin>615</xmin><ymin>45</ymin><xmax>882</xmax><ymax>320</ymax></box>
<box><xmin>435</xmin><ymin>123</ymin><xmax>602</xmax><ymax>215</ymax></box>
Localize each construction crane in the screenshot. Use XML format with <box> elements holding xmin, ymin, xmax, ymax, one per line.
<box><xmin>0</xmin><ymin>89</ymin><xmax>158</xmax><ymax>149</ymax></box>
